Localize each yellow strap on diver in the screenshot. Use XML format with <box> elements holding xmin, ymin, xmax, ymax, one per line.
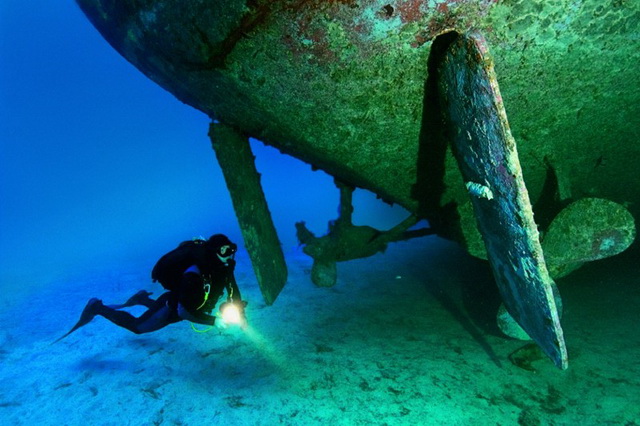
<box><xmin>192</xmin><ymin>282</ymin><xmax>213</xmax><ymax>332</ymax></box>
<box><xmin>196</xmin><ymin>283</ymin><xmax>211</xmax><ymax>310</ymax></box>
<box><xmin>191</xmin><ymin>322</ymin><xmax>214</xmax><ymax>333</ymax></box>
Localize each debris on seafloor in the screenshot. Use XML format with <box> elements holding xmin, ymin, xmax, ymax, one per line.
<box><xmin>435</xmin><ymin>31</ymin><xmax>567</xmax><ymax>369</ymax></box>
<box><xmin>509</xmin><ymin>343</ymin><xmax>545</xmax><ymax>372</ymax></box>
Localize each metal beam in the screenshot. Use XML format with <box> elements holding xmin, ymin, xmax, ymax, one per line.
<box><xmin>209</xmin><ymin>123</ymin><xmax>287</xmax><ymax>305</ymax></box>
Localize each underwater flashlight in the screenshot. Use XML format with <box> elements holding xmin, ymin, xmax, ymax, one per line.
<box><xmin>219</xmin><ymin>301</ymin><xmax>242</xmax><ymax>325</ymax></box>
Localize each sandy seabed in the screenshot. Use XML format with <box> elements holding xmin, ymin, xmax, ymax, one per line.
<box><xmin>1</xmin><ymin>238</ymin><xmax>638</xmax><ymax>425</ymax></box>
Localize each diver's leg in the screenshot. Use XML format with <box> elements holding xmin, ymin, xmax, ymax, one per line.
<box><xmin>55</xmin><ymin>293</ymin><xmax>178</xmax><ymax>342</ymax></box>
<box><xmin>97</xmin><ymin>292</ymin><xmax>180</xmax><ymax>334</ymax></box>
<box><xmin>107</xmin><ymin>290</ymin><xmax>156</xmax><ymax>309</ymax></box>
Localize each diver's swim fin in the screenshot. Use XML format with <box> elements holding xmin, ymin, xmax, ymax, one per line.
<box><xmin>53</xmin><ymin>298</ymin><xmax>103</xmax><ymax>343</ymax></box>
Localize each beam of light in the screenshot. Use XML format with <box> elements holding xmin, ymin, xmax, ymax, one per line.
<box><xmin>213</xmin><ymin>303</ymin><xmax>289</xmax><ymax>371</ymax></box>
<box><xmin>241</xmin><ymin>323</ymin><xmax>291</xmax><ymax>373</ymax></box>
<box><xmin>210</xmin><ymin>303</ymin><xmax>302</xmax><ymax>385</ymax></box>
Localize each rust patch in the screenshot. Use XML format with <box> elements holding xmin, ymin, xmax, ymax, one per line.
<box><xmin>204</xmin><ymin>0</ymin><xmax>277</xmax><ymax>68</ymax></box>
<box><xmin>204</xmin><ymin>0</ymin><xmax>357</xmax><ymax>68</ymax></box>
<box><xmin>396</xmin><ymin>0</ymin><xmax>426</xmax><ymax>24</ymax></box>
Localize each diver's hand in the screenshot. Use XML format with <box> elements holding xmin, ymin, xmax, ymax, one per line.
<box><xmin>218</xmin><ymin>300</ymin><xmax>248</xmax><ymax>329</ymax></box>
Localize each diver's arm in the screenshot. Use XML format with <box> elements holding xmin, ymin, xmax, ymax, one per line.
<box><xmin>226</xmin><ymin>260</ymin><xmax>243</xmax><ymax>302</ymax></box>
<box><xmin>177</xmin><ymin>303</ymin><xmax>216</xmax><ymax>325</ymax></box>
<box><xmin>226</xmin><ymin>271</ymin><xmax>248</xmax><ymax>327</ymax></box>
<box><xmin>228</xmin><ymin>275</ymin><xmax>243</xmax><ymax>302</ymax></box>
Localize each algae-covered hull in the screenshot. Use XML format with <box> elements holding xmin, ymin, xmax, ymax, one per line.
<box><xmin>75</xmin><ymin>0</ymin><xmax>639</xmax><ymax>233</ymax></box>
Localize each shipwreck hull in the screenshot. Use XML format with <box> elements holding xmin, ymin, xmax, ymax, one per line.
<box><xmin>74</xmin><ymin>0</ymin><xmax>639</xmax><ymax>368</ymax></box>
<box><xmin>75</xmin><ymin>0</ymin><xmax>640</xmax><ymax>239</ymax></box>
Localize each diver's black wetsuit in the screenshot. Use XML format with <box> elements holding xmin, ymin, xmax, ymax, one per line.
<box><xmin>56</xmin><ymin>235</ymin><xmax>243</xmax><ymax>341</ymax></box>
<box><xmin>98</xmin><ymin>258</ymin><xmax>241</xmax><ymax>333</ymax></box>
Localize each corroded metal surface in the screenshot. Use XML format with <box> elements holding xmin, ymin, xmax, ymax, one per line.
<box><xmin>437</xmin><ymin>32</ymin><xmax>567</xmax><ymax>369</ymax></box>
<box><xmin>542</xmin><ymin>197</ymin><xmax>637</xmax><ymax>278</ymax></box>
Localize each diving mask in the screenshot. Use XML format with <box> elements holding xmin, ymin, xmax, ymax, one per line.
<box><xmin>216</xmin><ymin>243</ymin><xmax>237</xmax><ymax>263</ymax></box>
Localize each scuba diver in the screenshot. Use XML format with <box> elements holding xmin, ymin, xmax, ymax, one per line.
<box><xmin>56</xmin><ymin>234</ymin><xmax>247</xmax><ymax>342</ymax></box>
